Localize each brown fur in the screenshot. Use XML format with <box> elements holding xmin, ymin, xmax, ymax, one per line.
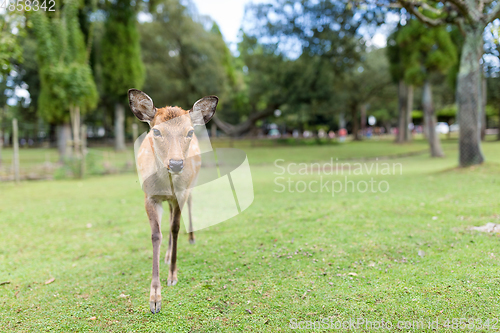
<box><xmin>128</xmin><ymin>89</ymin><xmax>218</xmax><ymax>315</ymax></box>
<box><xmin>151</xmin><ymin>106</ymin><xmax>189</xmax><ymax>127</ymax></box>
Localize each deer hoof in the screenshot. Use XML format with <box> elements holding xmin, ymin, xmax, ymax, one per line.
<box><xmin>189</xmin><ymin>239</ymin><xmax>195</xmax><ymax>245</ymax></box>
<box><xmin>150</xmin><ymin>300</ymin><xmax>161</xmax><ymax>314</ymax></box>
<box><xmin>167</xmin><ymin>279</ymin><xmax>177</xmax><ymax>286</ymax></box>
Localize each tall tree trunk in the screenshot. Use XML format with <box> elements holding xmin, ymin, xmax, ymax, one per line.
<box><xmin>405</xmin><ymin>84</ymin><xmax>414</xmax><ymax>141</ymax></box>
<box><xmin>0</xmin><ymin>128</ymin><xmax>3</xmax><ymax>167</ymax></box>
<box><xmin>423</xmin><ymin>80</ymin><xmax>444</xmax><ymax>157</ymax></box>
<box><xmin>57</xmin><ymin>123</ymin><xmax>71</xmax><ymax>162</ymax></box>
<box><xmin>360</xmin><ymin>104</ymin><xmax>367</xmax><ymax>137</ymax></box>
<box><xmin>339</xmin><ymin>112</ymin><xmax>346</xmax><ymax>129</ymax></box>
<box><xmin>0</xmin><ymin>107</ymin><xmax>3</xmax><ymax>166</ymax></box>
<box><xmin>70</xmin><ymin>105</ymin><xmax>83</xmax><ymax>178</ymax></box>
<box><xmin>351</xmin><ymin>103</ymin><xmax>361</xmax><ymax>141</ymax></box>
<box><xmin>396</xmin><ymin>79</ymin><xmax>408</xmax><ymax>143</ymax></box>
<box><xmin>498</xmin><ymin>107</ymin><xmax>500</xmax><ymax>141</ymax></box>
<box><xmin>457</xmin><ymin>27</ymin><xmax>484</xmax><ymax>166</ymax></box>
<box><xmin>481</xmin><ymin>74</ymin><xmax>487</xmax><ymax>141</ymax></box>
<box><xmin>70</xmin><ymin>105</ymin><xmax>81</xmax><ymax>159</ymax></box>
<box><xmin>114</xmin><ymin>102</ymin><xmax>126</xmax><ymax>151</ymax></box>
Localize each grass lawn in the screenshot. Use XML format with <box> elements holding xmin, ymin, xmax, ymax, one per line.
<box><xmin>1</xmin><ymin>140</ymin><xmax>500</xmax><ymax>332</ymax></box>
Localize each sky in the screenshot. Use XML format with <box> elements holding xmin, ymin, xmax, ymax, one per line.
<box><xmin>191</xmin><ymin>0</ymin><xmax>388</xmax><ymax>52</ymax></box>
<box><xmin>191</xmin><ymin>0</ymin><xmax>260</xmax><ymax>52</ymax></box>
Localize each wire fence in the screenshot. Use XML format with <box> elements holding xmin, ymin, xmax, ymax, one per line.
<box><xmin>0</xmin><ymin>147</ymin><xmax>136</xmax><ymax>181</ymax></box>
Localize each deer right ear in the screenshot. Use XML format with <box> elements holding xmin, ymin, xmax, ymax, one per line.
<box><xmin>128</xmin><ymin>89</ymin><xmax>156</xmax><ymax>125</ymax></box>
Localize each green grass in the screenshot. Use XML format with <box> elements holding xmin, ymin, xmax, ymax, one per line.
<box><xmin>1</xmin><ymin>140</ymin><xmax>500</xmax><ymax>332</ymax></box>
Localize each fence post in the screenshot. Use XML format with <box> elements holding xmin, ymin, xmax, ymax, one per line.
<box><xmin>0</xmin><ymin>128</ymin><xmax>3</xmax><ymax>167</ymax></box>
<box><xmin>81</xmin><ymin>124</ymin><xmax>87</xmax><ymax>178</ymax></box>
<box><xmin>132</xmin><ymin>123</ymin><xmax>138</xmax><ymax>142</ymax></box>
<box><xmin>211</xmin><ymin>123</ymin><xmax>217</xmax><ymax>138</ymax></box>
<box><xmin>12</xmin><ymin>118</ymin><xmax>20</xmax><ymax>183</ymax></box>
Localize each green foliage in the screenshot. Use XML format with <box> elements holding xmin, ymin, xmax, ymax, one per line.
<box><xmin>101</xmin><ymin>0</ymin><xmax>145</xmax><ymax>101</ymax></box>
<box><xmin>390</xmin><ymin>20</ymin><xmax>458</xmax><ymax>86</ymax></box>
<box><xmin>139</xmin><ymin>0</ymin><xmax>229</xmax><ymax>109</ymax></box>
<box><xmin>31</xmin><ymin>0</ymin><xmax>98</xmax><ymax>123</ymax></box>
<box><xmin>435</xmin><ymin>104</ymin><xmax>496</xmax><ymax>117</ymax></box>
<box><xmin>0</xmin><ymin>14</ymin><xmax>24</xmax><ymax>77</ymax></box>
<box><xmin>412</xmin><ymin>110</ymin><xmax>424</xmax><ymax>119</ymax></box>
<box><xmin>335</xmin><ymin>48</ymin><xmax>395</xmax><ymax>124</ymax></box>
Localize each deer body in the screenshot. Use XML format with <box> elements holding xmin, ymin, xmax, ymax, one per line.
<box><xmin>128</xmin><ymin>89</ymin><xmax>217</xmax><ymax>314</ymax></box>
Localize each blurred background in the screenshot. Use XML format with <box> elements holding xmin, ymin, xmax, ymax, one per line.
<box><xmin>0</xmin><ymin>0</ymin><xmax>499</xmax><ymax>179</ymax></box>
<box><xmin>3</xmin><ymin>2</ymin><xmax>500</xmax><ymax>330</ymax></box>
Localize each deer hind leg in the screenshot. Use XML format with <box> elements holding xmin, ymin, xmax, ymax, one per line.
<box><xmin>165</xmin><ymin>202</ymin><xmax>173</xmax><ymax>264</ymax></box>
<box><xmin>167</xmin><ymin>203</ymin><xmax>181</xmax><ymax>286</ymax></box>
<box><xmin>145</xmin><ymin>197</ymin><xmax>163</xmax><ymax>314</ymax></box>
<box><xmin>187</xmin><ymin>193</ymin><xmax>195</xmax><ymax>244</ymax></box>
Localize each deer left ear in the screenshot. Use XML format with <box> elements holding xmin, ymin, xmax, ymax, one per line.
<box><xmin>190</xmin><ymin>96</ymin><xmax>218</xmax><ymax>126</ymax></box>
<box><xmin>128</xmin><ymin>89</ymin><xmax>156</xmax><ymax>125</ymax></box>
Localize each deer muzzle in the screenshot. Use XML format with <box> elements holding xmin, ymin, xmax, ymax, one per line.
<box><xmin>168</xmin><ymin>159</ymin><xmax>184</xmax><ymax>174</ymax></box>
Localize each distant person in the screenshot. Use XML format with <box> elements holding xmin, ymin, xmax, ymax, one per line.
<box><xmin>366</xmin><ymin>127</ymin><xmax>373</xmax><ymax>139</ymax></box>
<box><xmin>338</xmin><ymin>128</ymin><xmax>347</xmax><ymax>142</ymax></box>
<box><xmin>328</xmin><ymin>130</ymin><xmax>336</xmax><ymax>139</ymax></box>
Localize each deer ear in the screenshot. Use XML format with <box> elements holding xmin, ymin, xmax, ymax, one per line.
<box><xmin>190</xmin><ymin>96</ymin><xmax>218</xmax><ymax>126</ymax></box>
<box><xmin>128</xmin><ymin>89</ymin><xmax>156</xmax><ymax>124</ymax></box>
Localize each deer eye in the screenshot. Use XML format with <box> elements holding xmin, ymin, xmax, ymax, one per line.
<box><xmin>187</xmin><ymin>130</ymin><xmax>194</xmax><ymax>138</ymax></box>
<box><xmin>153</xmin><ymin>129</ymin><xmax>161</xmax><ymax>137</ymax></box>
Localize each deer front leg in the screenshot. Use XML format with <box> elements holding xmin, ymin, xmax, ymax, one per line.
<box><xmin>167</xmin><ymin>204</ymin><xmax>181</xmax><ymax>286</ymax></box>
<box><xmin>187</xmin><ymin>193</ymin><xmax>195</xmax><ymax>244</ymax></box>
<box><xmin>165</xmin><ymin>202</ymin><xmax>173</xmax><ymax>264</ymax></box>
<box><xmin>145</xmin><ymin>197</ymin><xmax>163</xmax><ymax>314</ymax></box>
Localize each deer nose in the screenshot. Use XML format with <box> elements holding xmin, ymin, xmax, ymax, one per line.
<box><xmin>168</xmin><ymin>159</ymin><xmax>184</xmax><ymax>173</ymax></box>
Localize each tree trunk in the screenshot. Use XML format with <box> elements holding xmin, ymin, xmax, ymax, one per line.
<box><xmin>396</xmin><ymin>79</ymin><xmax>408</xmax><ymax>143</ymax></box>
<box><xmin>457</xmin><ymin>27</ymin><xmax>484</xmax><ymax>166</ymax></box>
<box><xmin>70</xmin><ymin>105</ymin><xmax>81</xmax><ymax>159</ymax></box>
<box><xmin>211</xmin><ymin>122</ymin><xmax>217</xmax><ymax>138</ymax></box>
<box><xmin>0</xmin><ymin>107</ymin><xmax>3</xmax><ymax>166</ymax></box>
<box><xmin>70</xmin><ymin>105</ymin><xmax>83</xmax><ymax>178</ymax></box>
<box><xmin>360</xmin><ymin>104</ymin><xmax>367</xmax><ymax>137</ymax></box>
<box><xmin>114</xmin><ymin>102</ymin><xmax>126</xmax><ymax>151</ymax></box>
<box><xmin>0</xmin><ymin>129</ymin><xmax>3</xmax><ymax>167</ymax></box>
<box><xmin>351</xmin><ymin>103</ymin><xmax>361</xmax><ymax>141</ymax></box>
<box><xmin>339</xmin><ymin>112</ymin><xmax>346</xmax><ymax>129</ymax></box>
<box><xmin>405</xmin><ymin>84</ymin><xmax>414</xmax><ymax>141</ymax></box>
<box><xmin>498</xmin><ymin>107</ymin><xmax>500</xmax><ymax>141</ymax></box>
<box><xmin>423</xmin><ymin>80</ymin><xmax>444</xmax><ymax>157</ymax></box>
<box><xmin>212</xmin><ymin>105</ymin><xmax>278</xmax><ymax>137</ymax></box>
<box><xmin>481</xmin><ymin>74</ymin><xmax>487</xmax><ymax>141</ymax></box>
<box><xmin>57</xmin><ymin>123</ymin><xmax>71</xmax><ymax>162</ymax></box>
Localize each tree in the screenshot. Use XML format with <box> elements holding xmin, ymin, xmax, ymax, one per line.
<box><xmin>32</xmin><ymin>0</ymin><xmax>98</xmax><ymax>163</ymax></box>
<box><xmin>335</xmin><ymin>48</ymin><xmax>393</xmax><ymax>140</ymax></box>
<box><xmin>213</xmin><ymin>34</ymin><xmax>302</xmax><ymax>136</ymax></box>
<box><xmin>0</xmin><ymin>12</ymin><xmax>24</xmax><ymax>166</ymax></box>
<box><xmin>101</xmin><ymin>0</ymin><xmax>144</xmax><ymax>151</ymax></box>
<box><xmin>386</xmin><ymin>0</ymin><xmax>500</xmax><ymax>166</ymax></box>
<box><xmin>387</xmin><ymin>26</ymin><xmax>414</xmax><ymax>143</ymax></box>
<box><xmin>396</xmin><ymin>19</ymin><xmax>457</xmax><ymax>157</ymax></box>
<box><xmin>139</xmin><ymin>0</ymin><xmax>230</xmax><ymax>111</ymax></box>
<box><xmin>214</xmin><ymin>0</ymin><xmax>386</xmax><ymax>136</ymax></box>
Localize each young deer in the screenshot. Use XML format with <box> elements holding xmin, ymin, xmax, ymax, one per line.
<box><xmin>128</xmin><ymin>89</ymin><xmax>218</xmax><ymax>314</ymax></box>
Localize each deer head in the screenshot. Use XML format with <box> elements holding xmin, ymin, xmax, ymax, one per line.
<box><xmin>128</xmin><ymin>89</ymin><xmax>218</xmax><ymax>174</ymax></box>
